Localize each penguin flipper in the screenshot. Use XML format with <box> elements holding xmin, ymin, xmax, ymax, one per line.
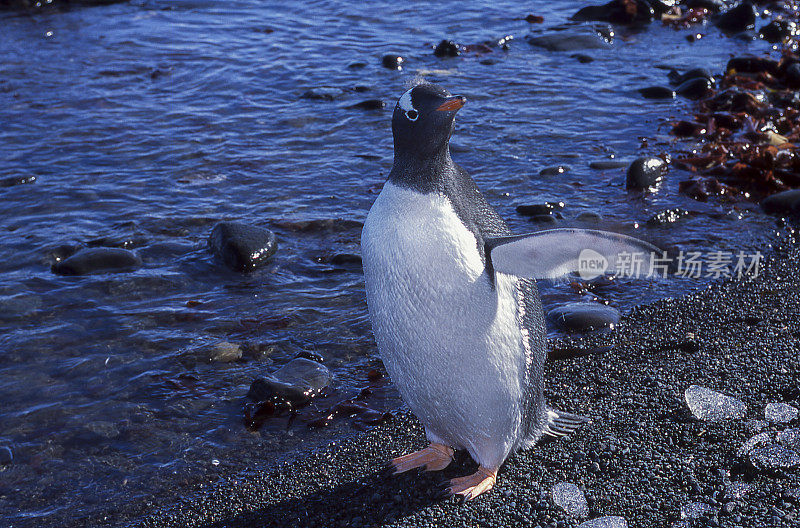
<box><xmin>542</xmin><ymin>407</ymin><xmax>591</xmax><ymax>438</ymax></box>
<box><xmin>486</xmin><ymin>228</ymin><xmax>661</xmax><ymax>280</ymax></box>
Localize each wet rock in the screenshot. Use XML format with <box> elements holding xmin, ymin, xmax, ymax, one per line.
<box><xmin>381</xmin><ymin>54</ymin><xmax>403</xmax><ymax>69</ymax></box>
<box><xmin>526</xmin><ymin>31</ymin><xmax>611</xmax><ymax>52</ymax></box>
<box><xmin>786</xmin><ymin>63</ymin><xmax>800</xmax><ymax>89</ymax></box>
<box><xmin>1</xmin><ymin>174</ymin><xmax>36</xmax><ymax>187</ymax></box>
<box><xmin>760</xmin><ymin>19</ymin><xmax>797</xmax><ymax>44</ymax></box>
<box><xmin>681</xmin><ymin>502</ymin><xmax>714</xmax><ymax>520</ymax></box>
<box><xmin>726</xmin><ymin>56</ymin><xmax>781</xmax><ymax>77</ymax></box>
<box><xmin>539</xmin><ymin>165</ymin><xmax>570</xmax><ymax>177</ymax></box>
<box><xmin>675</xmin><ymin>77</ymin><xmax>712</xmax><ymax>100</ymax></box>
<box><xmin>749</xmin><ymin>444</ymin><xmax>800</xmax><ymax>471</ymax></box>
<box><xmin>516</xmin><ymin>202</ymin><xmax>565</xmax><ymax>217</ymax></box>
<box><xmin>685</xmin><ymin>385</ymin><xmax>747</xmax><ymax>421</ymax></box>
<box><xmin>626</xmin><ymin>157</ymin><xmax>666</xmax><ymax>190</ymax></box>
<box><xmin>330</xmin><ymin>253</ymin><xmax>362</xmax><ymax>266</ymax></box>
<box><xmin>645</xmin><ymin>0</ymin><xmax>673</xmax><ymax>16</ymax></box>
<box><xmin>549</xmin><ymin>303</ymin><xmax>620</xmax><ymax>333</ymax></box>
<box><xmin>210</xmin><ymin>341</ymin><xmax>242</xmax><ymax>363</ymax></box>
<box><xmin>301</xmin><ymin>87</ymin><xmax>343</xmax><ymax>101</ymax></box>
<box><xmin>572</xmin><ymin>0</ymin><xmax>655</xmax><ymax>25</ymax></box>
<box><xmin>0</xmin><ymin>294</ymin><xmax>42</xmax><ymax>319</ymax></box>
<box><xmin>715</xmin><ymin>2</ymin><xmax>757</xmax><ymax>34</ymax></box>
<box><xmin>347</xmin><ymin>61</ymin><xmax>368</xmax><ymax>69</ymax></box>
<box><xmin>671</xmin><ymin>120</ymin><xmax>707</xmax><ymax>137</ymax></box>
<box><xmin>577</xmin><ymin>211</ymin><xmax>603</xmax><ymax>222</ymax></box>
<box><xmin>349</xmin><ymin>99</ymin><xmax>385</xmax><ymax>110</ymax></box>
<box><xmin>525</xmin><ymin>14</ymin><xmax>545</xmax><ymax>23</ymax></box>
<box><xmin>578</xmin><ymin>517</ymin><xmax>628</xmax><ymax>528</ymax></box>
<box><xmin>778</xmin><ymin>429</ymin><xmax>800</xmax><ymax>451</ymax></box>
<box><xmin>685</xmin><ymin>0</ymin><xmax>724</xmax><ymax>13</ymax></box>
<box><xmin>271</xmin><ymin>218</ymin><xmax>363</xmax><ymax>233</ymax></box>
<box><xmin>572</xmin><ymin>53</ymin><xmax>595</xmax><ymax>63</ymax></box>
<box><xmin>737</xmin><ymin>431</ymin><xmax>773</xmax><ymax>457</ymax></box>
<box><xmin>590</xmin><ymin>159</ymin><xmax>628</xmax><ymax>170</ymax></box>
<box><xmin>552</xmin><ymin>482</ymin><xmax>589</xmax><ymax>519</ymax></box>
<box><xmin>766</xmin><ymin>402</ymin><xmax>799</xmax><ymax>423</ymax></box>
<box><xmin>668</xmin><ymin>67</ymin><xmax>715</xmax><ymax>86</ymax></box>
<box><xmin>248</xmin><ymin>358</ymin><xmax>332</xmax><ymax>405</ymax></box>
<box><xmin>209</xmin><ymin>222</ymin><xmax>277</xmax><ymax>272</ymax></box>
<box><xmin>638</xmin><ymin>86</ymin><xmax>675</xmax><ymax>99</ymax></box>
<box><xmin>761</xmin><ymin>189</ymin><xmax>800</xmax><ymax>216</ymax></box>
<box><xmin>646</xmin><ymin>208</ymin><xmax>690</xmax><ymax>226</ymax></box>
<box><xmin>52</xmin><ymin>247</ymin><xmax>142</xmax><ymax>275</ymax></box>
<box><xmin>434</xmin><ymin>40</ymin><xmax>462</xmax><ymax>57</ymax></box>
<box><xmin>0</xmin><ymin>446</ymin><xmax>12</xmax><ymax>465</ymax></box>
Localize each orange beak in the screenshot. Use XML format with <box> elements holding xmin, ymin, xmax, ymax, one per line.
<box><xmin>436</xmin><ymin>96</ymin><xmax>467</xmax><ymax>112</ymax></box>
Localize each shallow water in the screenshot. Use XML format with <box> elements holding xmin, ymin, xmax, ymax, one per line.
<box><xmin>0</xmin><ymin>0</ymin><xmax>783</xmax><ymax>525</ymax></box>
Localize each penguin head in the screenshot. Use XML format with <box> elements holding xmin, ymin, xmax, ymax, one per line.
<box><xmin>391</xmin><ymin>83</ymin><xmax>467</xmax><ymax>158</ymax></box>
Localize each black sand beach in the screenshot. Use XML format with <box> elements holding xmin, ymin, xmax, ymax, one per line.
<box><xmin>128</xmin><ymin>234</ymin><xmax>800</xmax><ymax>528</ymax></box>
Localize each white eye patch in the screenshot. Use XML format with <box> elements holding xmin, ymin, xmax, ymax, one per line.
<box><xmin>398</xmin><ymin>88</ymin><xmax>419</xmax><ymax>121</ymax></box>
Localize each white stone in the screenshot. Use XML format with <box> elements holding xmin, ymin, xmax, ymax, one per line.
<box><xmin>552</xmin><ymin>482</ymin><xmax>589</xmax><ymax>519</ymax></box>
<box><xmin>578</xmin><ymin>516</ymin><xmax>628</xmax><ymax>528</ymax></box>
<box><xmin>777</xmin><ymin>428</ymin><xmax>800</xmax><ymax>451</ymax></box>
<box><xmin>724</xmin><ymin>481</ymin><xmax>752</xmax><ymax>500</ymax></box>
<box><xmin>685</xmin><ymin>385</ymin><xmax>747</xmax><ymax>421</ymax></box>
<box><xmin>680</xmin><ymin>502</ymin><xmax>714</xmax><ymax>520</ymax></box>
<box><xmin>736</xmin><ymin>431</ymin><xmax>774</xmax><ymax>457</ymax></box>
<box><xmin>765</xmin><ymin>403</ymin><xmax>798</xmax><ymax>424</ymax></box>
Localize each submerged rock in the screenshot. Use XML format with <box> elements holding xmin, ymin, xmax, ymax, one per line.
<box><xmin>766</xmin><ymin>403</ymin><xmax>799</xmax><ymax>423</ymax></box>
<box><xmin>0</xmin><ymin>446</ymin><xmax>12</xmax><ymax>465</ymax></box>
<box><xmin>578</xmin><ymin>517</ymin><xmax>628</xmax><ymax>528</ymax></box>
<box><xmin>761</xmin><ymin>189</ymin><xmax>800</xmax><ymax>217</ymax></box>
<box><xmin>210</xmin><ymin>341</ymin><xmax>242</xmax><ymax>363</ymax></box>
<box><xmin>549</xmin><ymin>303</ymin><xmax>619</xmax><ymax>333</ymax></box>
<box><xmin>684</xmin><ymin>385</ymin><xmax>747</xmax><ymax>421</ymax></box>
<box><xmin>668</xmin><ymin>67</ymin><xmax>715</xmax><ymax>86</ymax></box>
<box><xmin>759</xmin><ymin>19</ymin><xmax>798</xmax><ymax>44</ymax></box>
<box><xmin>301</xmin><ymin>87</ymin><xmax>343</xmax><ymax>101</ymax></box>
<box><xmin>52</xmin><ymin>247</ymin><xmax>142</xmax><ymax>275</ymax></box>
<box><xmin>1</xmin><ymin>174</ymin><xmax>36</xmax><ymax>187</ymax></box>
<box><xmin>381</xmin><ymin>54</ymin><xmax>403</xmax><ymax>69</ymax></box>
<box><xmin>526</xmin><ymin>31</ymin><xmax>611</xmax><ymax>52</ymax></box>
<box><xmin>209</xmin><ymin>222</ymin><xmax>277</xmax><ymax>272</ymax></box>
<box><xmin>349</xmin><ymin>99</ymin><xmax>385</xmax><ymax>110</ymax></box>
<box><xmin>248</xmin><ymin>358</ymin><xmax>332</xmax><ymax>405</ymax></box>
<box><xmin>590</xmin><ymin>160</ymin><xmax>628</xmax><ymax>170</ymax></box>
<box><xmin>749</xmin><ymin>444</ymin><xmax>800</xmax><ymax>471</ymax></box>
<box><xmin>539</xmin><ymin>165</ymin><xmax>570</xmax><ymax>177</ymax></box>
<box><xmin>552</xmin><ymin>482</ymin><xmax>589</xmax><ymax>519</ymax></box>
<box><xmin>572</xmin><ymin>0</ymin><xmax>654</xmax><ymax>25</ymax></box>
<box><xmin>433</xmin><ymin>39</ymin><xmax>462</xmax><ymax>57</ymax></box>
<box><xmin>626</xmin><ymin>157</ymin><xmax>666</xmax><ymax>190</ymax></box>
<box><xmin>715</xmin><ymin>2</ymin><xmax>757</xmax><ymax>34</ymax></box>
<box><xmin>675</xmin><ymin>77</ymin><xmax>712</xmax><ymax>100</ymax></box>
<box><xmin>638</xmin><ymin>86</ymin><xmax>675</xmax><ymax>99</ymax></box>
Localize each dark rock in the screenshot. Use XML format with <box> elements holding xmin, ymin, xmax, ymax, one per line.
<box><xmin>529</xmin><ymin>214</ymin><xmax>558</xmax><ymax>225</ymax></box>
<box><xmin>668</xmin><ymin>67</ymin><xmax>715</xmax><ymax>86</ymax></box>
<box><xmin>572</xmin><ymin>0</ymin><xmax>655</xmax><ymax>25</ymax></box>
<box><xmin>646</xmin><ymin>208</ymin><xmax>690</xmax><ymax>226</ymax></box>
<box><xmin>577</xmin><ymin>211</ymin><xmax>603</xmax><ymax>223</ymax></box>
<box><xmin>381</xmin><ymin>54</ymin><xmax>403</xmax><ymax>69</ymax></box>
<box><xmin>301</xmin><ymin>87</ymin><xmax>343</xmax><ymax>101</ymax></box>
<box><xmin>685</xmin><ymin>0</ymin><xmax>724</xmax><ymax>13</ymax></box>
<box><xmin>675</xmin><ymin>77</ymin><xmax>712</xmax><ymax>100</ymax></box>
<box><xmin>726</xmin><ymin>56</ymin><xmax>781</xmax><ymax>76</ymax></box>
<box><xmin>209</xmin><ymin>222</ymin><xmax>277</xmax><ymax>272</ymax></box>
<box><xmin>352</xmin><ymin>85</ymin><xmax>371</xmax><ymax>93</ymax></box>
<box><xmin>626</xmin><ymin>157</ymin><xmax>666</xmax><ymax>190</ymax></box>
<box><xmin>785</xmin><ymin>63</ymin><xmax>800</xmax><ymax>89</ymax></box>
<box><xmin>349</xmin><ymin>99</ymin><xmax>385</xmax><ymax>110</ymax></box>
<box><xmin>638</xmin><ymin>86</ymin><xmax>676</xmax><ymax>99</ymax></box>
<box><xmin>590</xmin><ymin>159</ymin><xmax>629</xmax><ymax>170</ymax></box>
<box><xmin>347</xmin><ymin>61</ymin><xmax>368</xmax><ymax>69</ymax></box>
<box><xmin>247</xmin><ymin>358</ymin><xmax>332</xmax><ymax>405</ymax></box>
<box><xmin>516</xmin><ymin>202</ymin><xmax>565</xmax><ymax>216</ymax></box>
<box><xmin>0</xmin><ymin>446</ymin><xmax>12</xmax><ymax>465</ymax></box>
<box><xmin>539</xmin><ymin>165</ymin><xmax>570</xmax><ymax>177</ymax></box>
<box><xmin>52</xmin><ymin>247</ymin><xmax>142</xmax><ymax>275</ymax></box>
<box><xmin>434</xmin><ymin>40</ymin><xmax>462</xmax><ymax>57</ymax></box>
<box><xmin>330</xmin><ymin>253</ymin><xmax>362</xmax><ymax>266</ymax></box>
<box><xmin>759</xmin><ymin>19</ymin><xmax>797</xmax><ymax>44</ymax></box>
<box><xmin>526</xmin><ymin>31</ymin><xmax>611</xmax><ymax>52</ymax></box>
<box><xmin>762</xmin><ymin>189</ymin><xmax>800</xmax><ymax>216</ymax></box>
<box><xmin>525</xmin><ymin>14</ymin><xmax>545</xmax><ymax>23</ymax></box>
<box><xmin>271</xmin><ymin>218</ymin><xmax>363</xmax><ymax>233</ymax></box>
<box><xmin>1</xmin><ymin>174</ymin><xmax>36</xmax><ymax>187</ymax></box>
<box><xmin>715</xmin><ymin>2</ymin><xmax>757</xmax><ymax>33</ymax></box>
<box><xmin>549</xmin><ymin>302</ymin><xmax>620</xmax><ymax>333</ymax></box>
<box><xmin>671</xmin><ymin>120</ymin><xmax>707</xmax><ymax>137</ymax></box>
<box><xmin>644</xmin><ymin>0</ymin><xmax>674</xmax><ymax>16</ymax></box>
<box><xmin>571</xmin><ymin>54</ymin><xmax>595</xmax><ymax>63</ymax></box>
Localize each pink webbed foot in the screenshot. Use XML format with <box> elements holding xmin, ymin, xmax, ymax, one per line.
<box><xmin>447</xmin><ymin>466</ymin><xmax>497</xmax><ymax>501</ymax></box>
<box><xmin>390</xmin><ymin>443</ymin><xmax>454</xmax><ymax>474</ymax></box>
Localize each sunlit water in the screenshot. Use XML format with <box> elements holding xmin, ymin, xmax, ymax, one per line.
<box><xmin>0</xmin><ymin>1</ymin><xmax>781</xmax><ymax>525</ymax></box>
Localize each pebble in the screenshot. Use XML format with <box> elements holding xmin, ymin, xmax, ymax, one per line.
<box><xmin>590</xmin><ymin>160</ymin><xmax>628</xmax><ymax>170</ymax></box>
<box><xmin>208</xmin><ymin>222</ymin><xmax>277</xmax><ymax>272</ymax></box>
<box><xmin>551</xmin><ymin>482</ymin><xmax>589</xmax><ymax>519</ymax></box>
<box><xmin>675</xmin><ymin>77</ymin><xmax>712</xmax><ymax>100</ymax></box>
<box><xmin>668</xmin><ymin>67</ymin><xmax>715</xmax><ymax>86</ymax></box>
<box><xmin>248</xmin><ymin>358</ymin><xmax>332</xmax><ymax>405</ymax></box>
<box><xmin>737</xmin><ymin>431</ymin><xmax>773</xmax><ymax>457</ymax></box>
<box><xmin>681</xmin><ymin>502</ymin><xmax>714</xmax><ymax>520</ymax></box>
<box><xmin>578</xmin><ymin>516</ymin><xmax>628</xmax><ymax>528</ymax></box>
<box><xmin>715</xmin><ymin>2</ymin><xmax>757</xmax><ymax>34</ymax></box>
<box><xmin>51</xmin><ymin>247</ymin><xmax>142</xmax><ymax>275</ymax></box>
<box><xmin>749</xmin><ymin>444</ymin><xmax>800</xmax><ymax>471</ymax></box>
<box><xmin>684</xmin><ymin>385</ymin><xmax>747</xmax><ymax>421</ymax></box>
<box><xmin>301</xmin><ymin>87</ymin><xmax>343</xmax><ymax>101</ymax></box>
<box><xmin>539</xmin><ymin>165</ymin><xmax>570</xmax><ymax>177</ymax></box>
<box><xmin>572</xmin><ymin>0</ymin><xmax>654</xmax><ymax>25</ymax></box>
<box><xmin>526</xmin><ymin>31</ymin><xmax>611</xmax><ymax>52</ymax></box>
<box><xmin>434</xmin><ymin>39</ymin><xmax>462</xmax><ymax>57</ymax></box>
<box><xmin>0</xmin><ymin>446</ymin><xmax>12</xmax><ymax>465</ymax></box>
<box><xmin>761</xmin><ymin>189</ymin><xmax>800</xmax><ymax>217</ymax></box>
<box><xmin>549</xmin><ymin>303</ymin><xmax>620</xmax><ymax>333</ymax></box>
<box><xmin>777</xmin><ymin>428</ymin><xmax>800</xmax><ymax>451</ymax></box>
<box><xmin>381</xmin><ymin>54</ymin><xmax>403</xmax><ymax>69</ymax></box>
<box><xmin>638</xmin><ymin>86</ymin><xmax>675</xmax><ymax>99</ymax></box>
<box><xmin>765</xmin><ymin>403</ymin><xmax>799</xmax><ymax>423</ymax></box>
<box><xmin>724</xmin><ymin>481</ymin><xmax>751</xmax><ymax>499</ymax></box>
<box><xmin>349</xmin><ymin>99</ymin><xmax>385</xmax><ymax>110</ymax></box>
<box><xmin>210</xmin><ymin>341</ymin><xmax>242</xmax><ymax>363</ymax></box>
<box><xmin>1</xmin><ymin>174</ymin><xmax>36</xmax><ymax>187</ymax></box>
<box><xmin>626</xmin><ymin>157</ymin><xmax>666</xmax><ymax>190</ymax></box>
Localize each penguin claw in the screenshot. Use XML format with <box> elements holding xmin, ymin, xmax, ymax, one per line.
<box><xmin>388</xmin><ymin>443</ymin><xmax>454</xmax><ymax>474</ymax></box>
<box><xmin>447</xmin><ymin>466</ymin><xmax>497</xmax><ymax>501</ymax></box>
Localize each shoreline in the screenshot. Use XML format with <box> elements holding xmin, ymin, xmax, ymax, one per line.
<box><xmin>128</xmin><ymin>235</ymin><xmax>800</xmax><ymax>528</ymax></box>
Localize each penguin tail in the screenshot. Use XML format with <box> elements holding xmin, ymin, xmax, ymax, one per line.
<box><xmin>542</xmin><ymin>407</ymin><xmax>591</xmax><ymax>438</ymax></box>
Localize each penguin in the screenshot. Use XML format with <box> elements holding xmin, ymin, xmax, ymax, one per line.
<box><xmin>361</xmin><ymin>82</ymin><xmax>658</xmax><ymax>500</ymax></box>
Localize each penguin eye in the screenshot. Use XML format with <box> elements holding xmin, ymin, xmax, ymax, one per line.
<box><xmin>405</xmin><ymin>109</ymin><xmax>419</xmax><ymax>121</ymax></box>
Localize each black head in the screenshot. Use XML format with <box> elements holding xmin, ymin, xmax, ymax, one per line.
<box><xmin>391</xmin><ymin>83</ymin><xmax>467</xmax><ymax>160</ymax></box>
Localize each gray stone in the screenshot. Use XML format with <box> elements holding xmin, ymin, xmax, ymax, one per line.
<box><xmin>749</xmin><ymin>444</ymin><xmax>800</xmax><ymax>470</ymax></box>
<box><xmin>777</xmin><ymin>428</ymin><xmax>800</xmax><ymax>451</ymax></box>
<box><xmin>626</xmin><ymin>157</ymin><xmax>666</xmax><ymax>190</ymax></box>
<box><xmin>737</xmin><ymin>431</ymin><xmax>773</xmax><ymax>457</ymax></box>
<box><xmin>209</xmin><ymin>222</ymin><xmax>277</xmax><ymax>272</ymax></box>
<box><xmin>684</xmin><ymin>385</ymin><xmax>747</xmax><ymax>421</ymax></box>
<box><xmin>210</xmin><ymin>341</ymin><xmax>242</xmax><ymax>363</ymax></box>
<box><xmin>681</xmin><ymin>502</ymin><xmax>714</xmax><ymax>520</ymax></box>
<box><xmin>552</xmin><ymin>482</ymin><xmax>589</xmax><ymax>519</ymax></box>
<box><xmin>578</xmin><ymin>516</ymin><xmax>628</xmax><ymax>528</ymax></box>
<box><xmin>248</xmin><ymin>358</ymin><xmax>331</xmax><ymax>404</ymax></box>
<box><xmin>724</xmin><ymin>481</ymin><xmax>752</xmax><ymax>499</ymax></box>
<box><xmin>549</xmin><ymin>303</ymin><xmax>620</xmax><ymax>333</ymax></box>
<box><xmin>765</xmin><ymin>402</ymin><xmax>798</xmax><ymax>423</ymax></box>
